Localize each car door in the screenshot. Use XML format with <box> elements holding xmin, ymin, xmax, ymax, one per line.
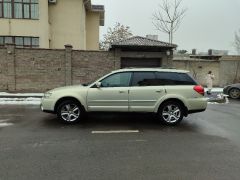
<box><xmin>129</xmin><ymin>71</ymin><xmax>166</xmax><ymax>112</ymax></box>
<box><xmin>87</xmin><ymin>72</ymin><xmax>132</xmax><ymax>112</ymax></box>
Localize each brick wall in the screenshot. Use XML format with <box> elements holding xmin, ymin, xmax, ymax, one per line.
<box><xmin>0</xmin><ymin>48</ymin><xmax>7</xmax><ymax>90</ymax></box>
<box><xmin>0</xmin><ymin>44</ymin><xmax>118</xmax><ymax>92</ymax></box>
<box><xmin>72</xmin><ymin>50</ymin><xmax>117</xmax><ymax>85</ymax></box>
<box><xmin>219</xmin><ymin>59</ymin><xmax>240</xmax><ymax>86</ymax></box>
<box><xmin>221</xmin><ymin>56</ymin><xmax>240</xmax><ymax>61</ymax></box>
<box><xmin>15</xmin><ymin>48</ymin><xmax>66</xmax><ymax>91</ymax></box>
<box><xmin>173</xmin><ymin>59</ymin><xmax>220</xmax><ymax>87</ymax></box>
<box><xmin>219</xmin><ymin>56</ymin><xmax>240</xmax><ymax>86</ymax></box>
<box><xmin>174</xmin><ymin>56</ymin><xmax>240</xmax><ymax>87</ymax></box>
<box><xmin>1</xmin><ymin>44</ymin><xmax>239</xmax><ymax>92</ymax></box>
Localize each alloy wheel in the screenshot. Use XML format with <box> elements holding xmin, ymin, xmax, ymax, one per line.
<box><xmin>60</xmin><ymin>103</ymin><xmax>80</xmax><ymax>122</ymax></box>
<box><xmin>229</xmin><ymin>88</ymin><xmax>240</xmax><ymax>99</ymax></box>
<box><xmin>162</xmin><ymin>104</ymin><xmax>181</xmax><ymax>124</ymax></box>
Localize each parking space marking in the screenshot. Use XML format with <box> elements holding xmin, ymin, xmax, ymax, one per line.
<box><xmin>0</xmin><ymin>123</ymin><xmax>14</xmax><ymax>127</ymax></box>
<box><xmin>91</xmin><ymin>130</ymin><xmax>139</xmax><ymax>134</ymax></box>
<box><xmin>127</xmin><ymin>139</ymin><xmax>147</xmax><ymax>142</ymax></box>
<box><xmin>0</xmin><ymin>119</ymin><xmax>13</xmax><ymax>127</ymax></box>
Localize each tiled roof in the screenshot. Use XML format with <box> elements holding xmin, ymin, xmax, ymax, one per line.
<box><xmin>111</xmin><ymin>36</ymin><xmax>177</xmax><ymax>48</ymax></box>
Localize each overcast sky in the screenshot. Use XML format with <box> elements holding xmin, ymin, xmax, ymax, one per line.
<box><xmin>92</xmin><ymin>0</ymin><xmax>240</xmax><ymax>54</ymax></box>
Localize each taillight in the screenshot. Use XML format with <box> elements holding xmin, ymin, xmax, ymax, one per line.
<box><xmin>194</xmin><ymin>85</ymin><xmax>205</xmax><ymax>96</ymax></box>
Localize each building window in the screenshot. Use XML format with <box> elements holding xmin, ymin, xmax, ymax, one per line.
<box><xmin>3</xmin><ymin>0</ymin><xmax>12</xmax><ymax>18</ymax></box>
<box><xmin>0</xmin><ymin>0</ymin><xmax>39</xmax><ymax>19</ymax></box>
<box><xmin>0</xmin><ymin>36</ymin><xmax>39</xmax><ymax>48</ymax></box>
<box><xmin>0</xmin><ymin>36</ymin><xmax>4</xmax><ymax>45</ymax></box>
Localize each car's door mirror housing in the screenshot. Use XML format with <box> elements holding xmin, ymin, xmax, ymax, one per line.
<box><xmin>95</xmin><ymin>82</ymin><xmax>102</xmax><ymax>88</ymax></box>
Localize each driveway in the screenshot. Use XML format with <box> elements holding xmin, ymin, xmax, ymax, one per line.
<box><xmin>0</xmin><ymin>99</ymin><xmax>240</xmax><ymax>180</ymax></box>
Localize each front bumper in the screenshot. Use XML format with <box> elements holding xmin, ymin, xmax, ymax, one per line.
<box><xmin>40</xmin><ymin>98</ymin><xmax>55</xmax><ymax>113</ymax></box>
<box><xmin>223</xmin><ymin>86</ymin><xmax>230</xmax><ymax>95</ymax></box>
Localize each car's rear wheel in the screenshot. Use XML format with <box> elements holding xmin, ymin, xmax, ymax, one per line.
<box><xmin>57</xmin><ymin>100</ymin><xmax>83</xmax><ymax>124</ymax></box>
<box><xmin>229</xmin><ymin>88</ymin><xmax>240</xmax><ymax>99</ymax></box>
<box><xmin>158</xmin><ymin>101</ymin><xmax>184</xmax><ymax>125</ymax></box>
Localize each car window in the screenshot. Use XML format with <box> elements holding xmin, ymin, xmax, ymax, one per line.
<box><xmin>131</xmin><ymin>72</ymin><xmax>157</xmax><ymax>86</ymax></box>
<box><xmin>156</xmin><ymin>72</ymin><xmax>197</xmax><ymax>85</ymax></box>
<box><xmin>100</xmin><ymin>72</ymin><xmax>131</xmax><ymax>87</ymax></box>
<box><xmin>178</xmin><ymin>73</ymin><xmax>197</xmax><ymax>85</ymax></box>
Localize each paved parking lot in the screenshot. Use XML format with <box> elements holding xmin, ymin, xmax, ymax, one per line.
<box><xmin>0</xmin><ymin>99</ymin><xmax>240</xmax><ymax>180</ymax></box>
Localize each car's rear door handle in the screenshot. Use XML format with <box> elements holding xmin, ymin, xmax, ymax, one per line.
<box><xmin>156</xmin><ymin>90</ymin><xmax>162</xmax><ymax>93</ymax></box>
<box><xmin>119</xmin><ymin>90</ymin><xmax>125</xmax><ymax>93</ymax></box>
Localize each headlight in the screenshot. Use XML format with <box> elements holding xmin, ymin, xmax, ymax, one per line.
<box><xmin>43</xmin><ymin>92</ymin><xmax>52</xmax><ymax>98</ymax></box>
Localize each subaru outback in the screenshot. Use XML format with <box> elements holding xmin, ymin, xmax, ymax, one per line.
<box><xmin>41</xmin><ymin>68</ymin><xmax>207</xmax><ymax>125</ymax></box>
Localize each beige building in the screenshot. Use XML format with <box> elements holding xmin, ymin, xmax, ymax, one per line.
<box><xmin>0</xmin><ymin>0</ymin><xmax>104</xmax><ymax>50</ymax></box>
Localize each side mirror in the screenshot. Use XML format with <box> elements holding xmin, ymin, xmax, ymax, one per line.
<box><xmin>95</xmin><ymin>82</ymin><xmax>101</xmax><ymax>88</ymax></box>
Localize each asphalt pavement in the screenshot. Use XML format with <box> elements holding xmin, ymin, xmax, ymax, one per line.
<box><xmin>0</xmin><ymin>100</ymin><xmax>240</xmax><ymax>180</ymax></box>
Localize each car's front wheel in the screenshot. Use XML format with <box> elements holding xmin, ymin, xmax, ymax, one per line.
<box><xmin>229</xmin><ymin>88</ymin><xmax>240</xmax><ymax>99</ymax></box>
<box><xmin>57</xmin><ymin>100</ymin><xmax>83</xmax><ymax>124</ymax></box>
<box><xmin>158</xmin><ymin>101</ymin><xmax>184</xmax><ymax>125</ymax></box>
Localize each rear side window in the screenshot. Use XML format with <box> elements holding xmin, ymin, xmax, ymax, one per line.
<box><xmin>131</xmin><ymin>72</ymin><xmax>157</xmax><ymax>86</ymax></box>
<box><xmin>156</xmin><ymin>72</ymin><xmax>197</xmax><ymax>85</ymax></box>
<box><xmin>178</xmin><ymin>73</ymin><xmax>197</xmax><ymax>85</ymax></box>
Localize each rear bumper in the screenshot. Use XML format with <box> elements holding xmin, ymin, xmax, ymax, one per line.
<box><xmin>187</xmin><ymin>97</ymin><xmax>208</xmax><ymax>111</ymax></box>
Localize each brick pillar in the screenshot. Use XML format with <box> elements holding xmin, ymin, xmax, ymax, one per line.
<box><xmin>6</xmin><ymin>44</ymin><xmax>16</xmax><ymax>91</ymax></box>
<box><xmin>65</xmin><ymin>44</ymin><xmax>72</xmax><ymax>86</ymax></box>
<box><xmin>167</xmin><ymin>50</ymin><xmax>173</xmax><ymax>67</ymax></box>
<box><xmin>113</xmin><ymin>48</ymin><xmax>121</xmax><ymax>69</ymax></box>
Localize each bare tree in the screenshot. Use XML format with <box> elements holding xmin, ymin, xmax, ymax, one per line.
<box><xmin>234</xmin><ymin>29</ymin><xmax>240</xmax><ymax>55</ymax></box>
<box><xmin>232</xmin><ymin>29</ymin><xmax>240</xmax><ymax>83</ymax></box>
<box><xmin>177</xmin><ymin>49</ymin><xmax>188</xmax><ymax>54</ymax></box>
<box><xmin>153</xmin><ymin>0</ymin><xmax>187</xmax><ymax>44</ymax></box>
<box><xmin>100</xmin><ymin>23</ymin><xmax>133</xmax><ymax>50</ymax></box>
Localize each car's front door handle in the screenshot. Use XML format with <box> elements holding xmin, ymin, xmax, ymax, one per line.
<box><xmin>156</xmin><ymin>90</ymin><xmax>162</xmax><ymax>93</ymax></box>
<box><xmin>119</xmin><ymin>90</ymin><xmax>125</xmax><ymax>93</ymax></box>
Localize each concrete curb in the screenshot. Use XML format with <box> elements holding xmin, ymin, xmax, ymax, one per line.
<box><xmin>0</xmin><ymin>89</ymin><xmax>226</xmax><ymax>104</ymax></box>
<box><xmin>0</xmin><ymin>95</ymin><xmax>43</xmax><ymax>98</ymax></box>
<box><xmin>0</xmin><ymin>93</ymin><xmax>43</xmax><ymax>98</ymax></box>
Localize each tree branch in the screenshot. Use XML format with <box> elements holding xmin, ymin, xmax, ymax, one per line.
<box><xmin>153</xmin><ymin>0</ymin><xmax>187</xmax><ymax>43</ymax></box>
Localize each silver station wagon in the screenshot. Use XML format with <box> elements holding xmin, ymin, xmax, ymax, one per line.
<box><xmin>41</xmin><ymin>68</ymin><xmax>207</xmax><ymax>125</ymax></box>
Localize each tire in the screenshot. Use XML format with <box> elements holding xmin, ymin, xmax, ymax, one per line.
<box><xmin>56</xmin><ymin>100</ymin><xmax>83</xmax><ymax>124</ymax></box>
<box><xmin>229</xmin><ymin>88</ymin><xmax>240</xmax><ymax>99</ymax></box>
<box><xmin>158</xmin><ymin>101</ymin><xmax>184</xmax><ymax>126</ymax></box>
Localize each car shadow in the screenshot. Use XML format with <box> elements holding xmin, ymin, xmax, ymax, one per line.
<box><xmin>41</xmin><ymin>112</ymin><xmax>200</xmax><ymax>133</ymax></box>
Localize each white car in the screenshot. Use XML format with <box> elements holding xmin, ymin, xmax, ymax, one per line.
<box><xmin>41</xmin><ymin>68</ymin><xmax>207</xmax><ymax>125</ymax></box>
